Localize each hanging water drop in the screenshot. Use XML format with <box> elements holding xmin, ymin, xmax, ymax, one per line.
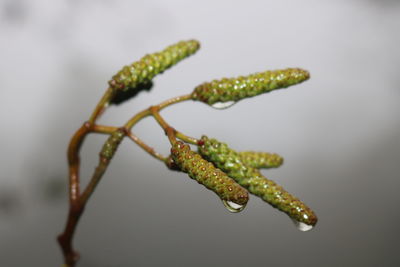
<box><xmin>222</xmin><ymin>200</ymin><xmax>246</xmax><ymax>213</ymax></box>
<box><xmin>291</xmin><ymin>219</ymin><xmax>314</xmax><ymax>232</ymax></box>
<box><xmin>211</xmin><ymin>101</ymin><xmax>236</xmax><ymax>110</ymax></box>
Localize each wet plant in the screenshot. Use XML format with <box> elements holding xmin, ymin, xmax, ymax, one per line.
<box><xmin>57</xmin><ymin>39</ymin><xmax>318</xmax><ymax>267</ymax></box>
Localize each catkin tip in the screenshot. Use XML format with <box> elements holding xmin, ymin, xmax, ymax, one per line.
<box><xmin>171</xmin><ymin>141</ymin><xmax>248</xmax><ymax>206</ymax></box>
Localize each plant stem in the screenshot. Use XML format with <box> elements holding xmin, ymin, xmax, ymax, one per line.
<box><xmin>158</xmin><ymin>94</ymin><xmax>192</xmax><ymax>109</ymax></box>
<box><xmin>59</xmin><ymin>93</ymin><xmax>195</xmax><ymax>267</ymax></box>
<box><xmin>150</xmin><ymin>107</ymin><xmax>178</xmax><ymax>144</ymax></box>
<box><xmin>150</xmin><ymin>106</ymin><xmax>170</xmax><ymax>131</ymax></box>
<box><xmin>57</xmin><ymin>204</ymin><xmax>83</xmax><ymax>267</ymax></box>
<box><xmin>80</xmin><ymin>157</ymin><xmax>110</xmax><ymax>204</ymax></box>
<box><xmin>123</xmin><ymin>94</ymin><xmax>198</xmax><ymax>159</ymax></box>
<box><xmin>176</xmin><ymin>131</ymin><xmax>199</xmax><ymax>145</ymax></box>
<box><xmin>67</xmin><ymin>122</ymin><xmax>93</xmax><ymax>203</ymax></box>
<box><xmin>88</xmin><ymin>88</ymin><xmax>115</xmax><ymax>123</ymax></box>
<box><xmin>124</xmin><ymin>94</ymin><xmax>192</xmax><ymax>130</ymax></box>
<box><xmin>166</xmin><ymin>127</ymin><xmax>178</xmax><ymax>144</ymax></box>
<box><xmin>93</xmin><ymin>124</ymin><xmax>119</xmax><ymax>134</ymax></box>
<box><xmin>59</xmin><ymin>121</ymin><xmax>94</xmax><ymax>267</ymax></box>
<box><xmin>126</xmin><ymin>131</ymin><xmax>167</xmax><ymax>161</ymax></box>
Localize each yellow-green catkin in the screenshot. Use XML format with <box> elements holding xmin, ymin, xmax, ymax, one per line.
<box><xmin>198</xmin><ymin>136</ymin><xmax>317</xmax><ymax>226</ymax></box>
<box><xmin>171</xmin><ymin>141</ymin><xmax>248</xmax><ymax>206</ymax></box>
<box><xmin>100</xmin><ymin>129</ymin><xmax>125</xmax><ymax>160</ymax></box>
<box><xmin>191</xmin><ymin>68</ymin><xmax>309</xmax><ymax>105</ymax></box>
<box><xmin>239</xmin><ymin>151</ymin><xmax>284</xmax><ymax>169</ymax></box>
<box><xmin>109</xmin><ymin>40</ymin><xmax>200</xmax><ymax>91</ymax></box>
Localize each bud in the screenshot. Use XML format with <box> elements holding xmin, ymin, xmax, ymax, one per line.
<box><xmin>100</xmin><ymin>130</ymin><xmax>125</xmax><ymax>160</ymax></box>
<box><xmin>239</xmin><ymin>151</ymin><xmax>284</xmax><ymax>169</ymax></box>
<box><xmin>191</xmin><ymin>68</ymin><xmax>309</xmax><ymax>106</ymax></box>
<box><xmin>165</xmin><ymin>155</ymin><xmax>180</xmax><ymax>171</ymax></box>
<box><xmin>198</xmin><ymin>136</ymin><xmax>317</xmax><ymax>226</ymax></box>
<box><xmin>109</xmin><ymin>40</ymin><xmax>200</xmax><ymax>91</ymax></box>
<box><xmin>171</xmin><ymin>141</ymin><xmax>248</xmax><ymax>206</ymax></box>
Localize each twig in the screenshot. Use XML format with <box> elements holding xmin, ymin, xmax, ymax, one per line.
<box><xmin>58</xmin><ymin>94</ymin><xmax>197</xmax><ymax>267</ymax></box>
<box><xmin>57</xmin><ymin>40</ymin><xmax>316</xmax><ymax>267</ymax></box>
<box><xmin>126</xmin><ymin>131</ymin><xmax>167</xmax><ymax>161</ymax></box>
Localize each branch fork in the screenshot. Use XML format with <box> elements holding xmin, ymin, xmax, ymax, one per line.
<box><xmin>57</xmin><ymin>39</ymin><xmax>316</xmax><ymax>267</ymax></box>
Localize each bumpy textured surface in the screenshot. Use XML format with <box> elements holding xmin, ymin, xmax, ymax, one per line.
<box><xmin>239</xmin><ymin>151</ymin><xmax>284</xmax><ymax>169</ymax></box>
<box><xmin>198</xmin><ymin>136</ymin><xmax>317</xmax><ymax>226</ymax></box>
<box><xmin>100</xmin><ymin>130</ymin><xmax>125</xmax><ymax>160</ymax></box>
<box><xmin>109</xmin><ymin>40</ymin><xmax>200</xmax><ymax>91</ymax></box>
<box><xmin>191</xmin><ymin>68</ymin><xmax>309</xmax><ymax>105</ymax></box>
<box><xmin>165</xmin><ymin>155</ymin><xmax>180</xmax><ymax>171</ymax></box>
<box><xmin>171</xmin><ymin>141</ymin><xmax>248</xmax><ymax>206</ymax></box>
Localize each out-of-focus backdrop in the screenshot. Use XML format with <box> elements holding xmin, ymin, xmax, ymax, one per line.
<box><xmin>1</xmin><ymin>0</ymin><xmax>399</xmax><ymax>266</ymax></box>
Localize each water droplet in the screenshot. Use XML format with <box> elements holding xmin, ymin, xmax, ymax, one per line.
<box><xmin>211</xmin><ymin>101</ymin><xmax>236</xmax><ymax>110</ymax></box>
<box><xmin>292</xmin><ymin>219</ymin><xmax>314</xmax><ymax>232</ymax></box>
<box><xmin>222</xmin><ymin>200</ymin><xmax>246</xmax><ymax>213</ymax></box>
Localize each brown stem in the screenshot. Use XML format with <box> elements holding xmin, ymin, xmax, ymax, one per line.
<box><xmin>166</xmin><ymin>127</ymin><xmax>178</xmax><ymax>144</ymax></box>
<box><xmin>59</xmin><ymin>93</ymin><xmax>193</xmax><ymax>266</ymax></box>
<box><xmin>175</xmin><ymin>131</ymin><xmax>199</xmax><ymax>145</ymax></box>
<box><xmin>59</xmin><ymin>131</ymin><xmax>120</xmax><ymax>267</ymax></box>
<box><xmin>88</xmin><ymin>88</ymin><xmax>115</xmax><ymax>123</ymax></box>
<box><xmin>126</xmin><ymin>131</ymin><xmax>166</xmax><ymax>161</ymax></box>
<box><xmin>150</xmin><ymin>107</ymin><xmax>178</xmax><ymax>144</ymax></box>
<box><xmin>59</xmin><ymin>122</ymin><xmax>94</xmax><ymax>266</ymax></box>
<box><xmin>124</xmin><ymin>109</ymin><xmax>152</xmax><ymax>130</ymax></box>
<box><xmin>157</xmin><ymin>94</ymin><xmax>192</xmax><ymax>109</ymax></box>
<box><xmin>123</xmin><ymin>94</ymin><xmax>191</xmax><ymax>130</ymax></box>
<box><xmin>151</xmin><ymin>95</ymin><xmax>198</xmax><ymax>144</ymax></box>
<box><xmin>59</xmin><ymin>86</ymin><xmax>116</xmax><ymax>266</ymax></box>
<box><xmin>67</xmin><ymin>122</ymin><xmax>93</xmax><ymax>203</ymax></box>
<box><xmin>80</xmin><ymin>157</ymin><xmax>110</xmax><ymax>204</ymax></box>
<box><xmin>150</xmin><ymin>106</ymin><xmax>170</xmax><ymax>132</ymax></box>
<box><xmin>92</xmin><ymin>124</ymin><xmax>119</xmax><ymax>134</ymax></box>
<box><xmin>57</xmin><ymin>204</ymin><xmax>84</xmax><ymax>267</ymax></box>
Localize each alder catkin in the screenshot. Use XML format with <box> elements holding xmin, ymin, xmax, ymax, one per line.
<box><xmin>100</xmin><ymin>130</ymin><xmax>125</xmax><ymax>160</ymax></box>
<box><xmin>192</xmin><ymin>68</ymin><xmax>309</xmax><ymax>106</ymax></box>
<box><xmin>109</xmin><ymin>40</ymin><xmax>200</xmax><ymax>91</ymax></box>
<box><xmin>171</xmin><ymin>141</ymin><xmax>248</xmax><ymax>206</ymax></box>
<box><xmin>198</xmin><ymin>136</ymin><xmax>317</xmax><ymax>226</ymax></box>
<box><xmin>239</xmin><ymin>151</ymin><xmax>284</xmax><ymax>169</ymax></box>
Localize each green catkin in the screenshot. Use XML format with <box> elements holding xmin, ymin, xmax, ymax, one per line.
<box><xmin>198</xmin><ymin>136</ymin><xmax>317</xmax><ymax>226</ymax></box>
<box><xmin>239</xmin><ymin>151</ymin><xmax>284</xmax><ymax>169</ymax></box>
<box><xmin>100</xmin><ymin>130</ymin><xmax>125</xmax><ymax>160</ymax></box>
<box><xmin>191</xmin><ymin>68</ymin><xmax>310</xmax><ymax>105</ymax></box>
<box><xmin>171</xmin><ymin>141</ymin><xmax>248</xmax><ymax>206</ymax></box>
<box><xmin>109</xmin><ymin>40</ymin><xmax>200</xmax><ymax>91</ymax></box>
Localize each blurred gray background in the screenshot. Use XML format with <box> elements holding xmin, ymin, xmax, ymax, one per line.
<box><xmin>1</xmin><ymin>0</ymin><xmax>399</xmax><ymax>266</ymax></box>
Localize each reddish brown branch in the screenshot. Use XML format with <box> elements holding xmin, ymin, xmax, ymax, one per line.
<box><xmin>126</xmin><ymin>131</ymin><xmax>167</xmax><ymax>162</ymax></box>
<box><xmin>58</xmin><ymin>122</ymin><xmax>92</xmax><ymax>266</ymax></box>
<box><xmin>58</xmin><ymin>93</ymin><xmax>195</xmax><ymax>267</ymax></box>
<box><xmin>66</xmin><ymin>122</ymin><xmax>93</xmax><ymax>203</ymax></box>
<box><xmin>80</xmin><ymin>157</ymin><xmax>111</xmax><ymax>205</ymax></box>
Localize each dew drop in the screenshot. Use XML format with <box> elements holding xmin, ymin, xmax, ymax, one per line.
<box><xmin>222</xmin><ymin>200</ymin><xmax>246</xmax><ymax>213</ymax></box>
<box><xmin>291</xmin><ymin>219</ymin><xmax>314</xmax><ymax>232</ymax></box>
<box><xmin>211</xmin><ymin>101</ymin><xmax>236</xmax><ymax>110</ymax></box>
